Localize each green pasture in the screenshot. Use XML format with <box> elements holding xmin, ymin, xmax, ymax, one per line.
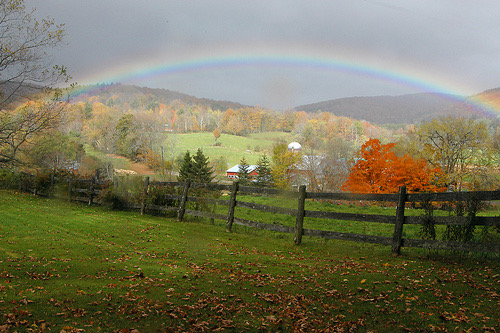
<box><xmin>83</xmin><ymin>145</ymin><xmax>130</xmax><ymax>170</ymax></box>
<box><xmin>0</xmin><ymin>190</ymin><xmax>499</xmax><ymax>332</ymax></box>
<box><xmin>166</xmin><ymin>131</ymin><xmax>294</xmax><ymax>166</ymax></box>
<box><xmin>227</xmin><ymin>194</ymin><xmax>500</xmax><ymax>243</ymax></box>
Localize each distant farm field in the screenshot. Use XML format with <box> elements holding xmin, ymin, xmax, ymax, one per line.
<box><xmin>82</xmin><ymin>132</ymin><xmax>295</xmax><ymax>177</ymax></box>
<box><xmin>166</xmin><ymin>131</ymin><xmax>294</xmax><ymax>166</ymax></box>
<box><xmin>0</xmin><ymin>190</ymin><xmax>499</xmax><ymax>332</ymax></box>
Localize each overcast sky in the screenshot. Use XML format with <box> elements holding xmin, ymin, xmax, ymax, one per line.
<box><xmin>26</xmin><ymin>0</ymin><xmax>500</xmax><ymax>109</ymax></box>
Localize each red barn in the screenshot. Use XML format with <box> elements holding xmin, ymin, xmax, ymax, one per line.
<box><xmin>226</xmin><ymin>165</ymin><xmax>259</xmax><ymax>180</ymax></box>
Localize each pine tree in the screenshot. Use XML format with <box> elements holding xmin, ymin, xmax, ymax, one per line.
<box><xmin>178</xmin><ymin>149</ymin><xmax>214</xmax><ymax>183</ymax></box>
<box><xmin>255</xmin><ymin>154</ymin><xmax>272</xmax><ymax>187</ymax></box>
<box><xmin>192</xmin><ymin>148</ymin><xmax>214</xmax><ymax>183</ymax></box>
<box><xmin>238</xmin><ymin>157</ymin><xmax>251</xmax><ymax>185</ymax></box>
<box><xmin>178</xmin><ymin>151</ymin><xmax>194</xmax><ymax>182</ymax></box>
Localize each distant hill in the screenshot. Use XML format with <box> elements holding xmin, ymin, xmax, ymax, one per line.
<box><xmin>464</xmin><ymin>87</ymin><xmax>500</xmax><ymax>118</ymax></box>
<box><xmin>0</xmin><ymin>81</ymin><xmax>45</xmax><ymax>107</ymax></box>
<box><xmin>67</xmin><ymin>83</ymin><xmax>500</xmax><ymax>125</ymax></box>
<box><xmin>69</xmin><ymin>83</ymin><xmax>248</xmax><ymax>111</ymax></box>
<box><xmin>294</xmin><ymin>91</ymin><xmax>498</xmax><ymax>124</ymax></box>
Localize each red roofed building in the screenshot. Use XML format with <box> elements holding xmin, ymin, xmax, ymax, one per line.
<box><xmin>226</xmin><ymin>164</ymin><xmax>259</xmax><ymax>180</ymax></box>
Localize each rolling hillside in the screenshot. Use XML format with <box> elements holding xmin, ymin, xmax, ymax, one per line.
<box><xmin>70</xmin><ymin>83</ymin><xmax>249</xmax><ymax>112</ymax></box>
<box><xmin>167</xmin><ymin>132</ymin><xmax>293</xmax><ymax>167</ymax></box>
<box><xmin>294</xmin><ymin>91</ymin><xmax>499</xmax><ymax>124</ymax></box>
<box><xmin>69</xmin><ymin>84</ymin><xmax>500</xmax><ymax>125</ymax></box>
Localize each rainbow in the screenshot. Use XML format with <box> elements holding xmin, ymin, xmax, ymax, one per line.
<box><xmin>72</xmin><ymin>51</ymin><xmax>499</xmax><ymax>117</ymax></box>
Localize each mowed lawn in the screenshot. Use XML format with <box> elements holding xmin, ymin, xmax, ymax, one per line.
<box><xmin>0</xmin><ymin>190</ymin><xmax>499</xmax><ymax>332</ymax></box>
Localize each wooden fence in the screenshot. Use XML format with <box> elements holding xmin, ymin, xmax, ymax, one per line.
<box><xmin>16</xmin><ymin>174</ymin><xmax>500</xmax><ymax>255</ymax></box>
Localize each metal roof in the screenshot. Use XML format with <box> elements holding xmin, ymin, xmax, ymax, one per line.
<box><xmin>226</xmin><ymin>165</ymin><xmax>259</xmax><ymax>173</ymax></box>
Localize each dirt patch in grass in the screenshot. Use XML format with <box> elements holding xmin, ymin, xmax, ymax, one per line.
<box><xmin>107</xmin><ymin>154</ymin><xmax>155</xmax><ymax>175</ymax></box>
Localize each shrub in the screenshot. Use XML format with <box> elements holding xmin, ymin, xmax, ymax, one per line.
<box><xmin>33</xmin><ymin>172</ymin><xmax>54</xmax><ymax>195</ymax></box>
<box><xmin>146</xmin><ymin>183</ymin><xmax>181</xmax><ymax>216</ymax></box>
<box><xmin>99</xmin><ymin>176</ymin><xmax>143</xmax><ymax>209</ymax></box>
<box><xmin>0</xmin><ymin>169</ymin><xmax>23</xmax><ymax>189</ymax></box>
<box><xmin>419</xmin><ymin>200</ymin><xmax>436</xmax><ymax>240</ymax></box>
<box><xmin>443</xmin><ymin>198</ymin><xmax>486</xmax><ymax>243</ymax></box>
<box><xmin>99</xmin><ymin>186</ymin><xmax>127</xmax><ymax>210</ymax></box>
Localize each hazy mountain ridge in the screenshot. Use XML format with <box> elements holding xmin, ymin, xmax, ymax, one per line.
<box><xmin>67</xmin><ymin>83</ymin><xmax>499</xmax><ymax>125</ymax></box>
<box><xmin>70</xmin><ymin>83</ymin><xmax>248</xmax><ymax>111</ymax></box>
<box><xmin>466</xmin><ymin>88</ymin><xmax>500</xmax><ymax>117</ymax></box>
<box><xmin>294</xmin><ymin>91</ymin><xmax>498</xmax><ymax>124</ymax></box>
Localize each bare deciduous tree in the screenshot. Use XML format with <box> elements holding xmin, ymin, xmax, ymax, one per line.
<box><xmin>0</xmin><ymin>0</ymin><xmax>70</xmax><ymax>165</ymax></box>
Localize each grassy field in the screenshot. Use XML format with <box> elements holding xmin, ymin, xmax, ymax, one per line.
<box><xmin>84</xmin><ymin>145</ymin><xmax>130</xmax><ymax>169</ymax></box>
<box><xmin>0</xmin><ymin>190</ymin><xmax>499</xmax><ymax>332</ymax></box>
<box><xmin>166</xmin><ymin>132</ymin><xmax>294</xmax><ymax>166</ymax></box>
<box><xmin>229</xmin><ymin>194</ymin><xmax>500</xmax><ymax>243</ymax></box>
<box><xmin>84</xmin><ymin>132</ymin><xmax>295</xmax><ymax>175</ymax></box>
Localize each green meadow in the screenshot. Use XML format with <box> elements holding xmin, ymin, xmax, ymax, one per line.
<box><xmin>0</xmin><ymin>190</ymin><xmax>499</xmax><ymax>332</ymax></box>
<box><xmin>229</xmin><ymin>194</ymin><xmax>500</xmax><ymax>243</ymax></box>
<box><xmin>166</xmin><ymin>132</ymin><xmax>294</xmax><ymax>166</ymax></box>
<box><xmin>82</xmin><ymin>131</ymin><xmax>294</xmax><ymax>176</ymax></box>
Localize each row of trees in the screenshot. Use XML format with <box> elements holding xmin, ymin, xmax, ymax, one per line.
<box><xmin>399</xmin><ymin>116</ymin><xmax>499</xmax><ymax>191</ymax></box>
<box><xmin>176</xmin><ymin>115</ymin><xmax>499</xmax><ymax>194</ymax></box>
<box><xmin>3</xmin><ymin>99</ymin><xmax>498</xmax><ymax>193</ymax></box>
<box><xmin>64</xmin><ymin>97</ymin><xmax>387</xmax><ymax>160</ymax></box>
<box><xmin>225</xmin><ymin>116</ymin><xmax>499</xmax><ymax>193</ymax></box>
<box><xmin>72</xmin><ymin>85</ymin><xmax>388</xmax><ymax>139</ymax></box>
<box><xmin>64</xmin><ymin>92</ymin><xmax>499</xmax><ymax>193</ymax></box>
<box><xmin>335</xmin><ymin>116</ymin><xmax>499</xmax><ymax>193</ymax></box>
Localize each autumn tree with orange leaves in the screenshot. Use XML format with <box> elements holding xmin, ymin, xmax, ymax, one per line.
<box><xmin>342</xmin><ymin>139</ymin><xmax>443</xmax><ymax>194</ymax></box>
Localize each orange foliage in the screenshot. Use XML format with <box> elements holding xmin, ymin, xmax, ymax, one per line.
<box><xmin>342</xmin><ymin>139</ymin><xmax>443</xmax><ymax>194</ymax></box>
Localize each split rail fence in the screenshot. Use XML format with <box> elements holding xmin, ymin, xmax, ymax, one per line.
<box><xmin>16</xmin><ymin>174</ymin><xmax>500</xmax><ymax>255</ymax></box>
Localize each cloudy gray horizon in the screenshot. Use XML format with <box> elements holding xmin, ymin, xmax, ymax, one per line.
<box><xmin>26</xmin><ymin>0</ymin><xmax>500</xmax><ymax>109</ymax></box>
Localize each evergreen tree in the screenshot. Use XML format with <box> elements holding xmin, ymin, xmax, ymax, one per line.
<box><xmin>178</xmin><ymin>151</ymin><xmax>194</xmax><ymax>182</ymax></box>
<box><xmin>178</xmin><ymin>149</ymin><xmax>214</xmax><ymax>183</ymax></box>
<box><xmin>255</xmin><ymin>154</ymin><xmax>273</xmax><ymax>187</ymax></box>
<box><xmin>192</xmin><ymin>148</ymin><xmax>214</xmax><ymax>183</ymax></box>
<box><xmin>238</xmin><ymin>157</ymin><xmax>251</xmax><ymax>185</ymax></box>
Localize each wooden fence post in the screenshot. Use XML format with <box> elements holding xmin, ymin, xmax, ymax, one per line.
<box><xmin>177</xmin><ymin>181</ymin><xmax>190</xmax><ymax>222</ymax></box>
<box><xmin>49</xmin><ymin>173</ymin><xmax>55</xmax><ymax>198</ymax></box>
<box><xmin>140</xmin><ymin>176</ymin><xmax>150</xmax><ymax>215</ymax></box>
<box><xmin>18</xmin><ymin>174</ymin><xmax>23</xmax><ymax>191</ymax></box>
<box><xmin>88</xmin><ymin>176</ymin><xmax>95</xmax><ymax>205</ymax></box>
<box><xmin>226</xmin><ymin>181</ymin><xmax>239</xmax><ymax>232</ymax></box>
<box><xmin>295</xmin><ymin>185</ymin><xmax>307</xmax><ymax>245</ymax></box>
<box><xmin>392</xmin><ymin>185</ymin><xmax>407</xmax><ymax>255</ymax></box>
<box><xmin>67</xmin><ymin>179</ymin><xmax>72</xmax><ymax>202</ymax></box>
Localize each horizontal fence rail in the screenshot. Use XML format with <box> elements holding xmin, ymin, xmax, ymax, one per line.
<box><xmin>13</xmin><ymin>173</ymin><xmax>500</xmax><ymax>255</ymax></box>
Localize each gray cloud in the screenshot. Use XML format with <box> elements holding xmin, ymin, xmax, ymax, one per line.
<box><xmin>25</xmin><ymin>0</ymin><xmax>500</xmax><ymax>109</ymax></box>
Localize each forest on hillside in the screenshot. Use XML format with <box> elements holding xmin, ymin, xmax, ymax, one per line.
<box><xmin>295</xmin><ymin>89</ymin><xmax>500</xmax><ymax>124</ymax></box>
<box><xmin>2</xmin><ymin>82</ymin><xmax>499</xmax><ymax>193</ymax></box>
